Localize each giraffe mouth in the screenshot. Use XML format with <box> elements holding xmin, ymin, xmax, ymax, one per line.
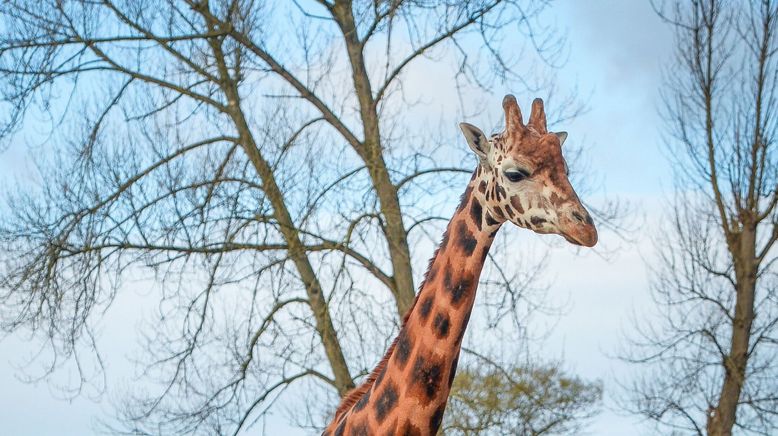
<box><xmin>561</xmin><ymin>232</ymin><xmax>585</xmax><ymax>246</ymax></box>
<box><xmin>532</xmin><ymin>226</ymin><xmax>590</xmax><ymax>246</ymax></box>
<box><xmin>560</xmin><ymin>227</ymin><xmax>597</xmax><ymax>247</ymax></box>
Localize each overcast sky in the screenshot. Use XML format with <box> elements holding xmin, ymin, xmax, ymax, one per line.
<box><xmin>0</xmin><ymin>1</ymin><xmax>676</xmax><ymax>435</ymax></box>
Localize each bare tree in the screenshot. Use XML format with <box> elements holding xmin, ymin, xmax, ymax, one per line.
<box><xmin>623</xmin><ymin>1</ymin><xmax>778</xmax><ymax>435</ymax></box>
<box><xmin>0</xmin><ymin>1</ymin><xmax>602</xmax><ymax>434</ymax></box>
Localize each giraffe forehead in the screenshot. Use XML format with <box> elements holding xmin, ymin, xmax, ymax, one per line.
<box><xmin>493</xmin><ymin>135</ymin><xmax>566</xmax><ymax>174</ymax></box>
<box><xmin>486</xmin><ymin>136</ymin><xmax>579</xmax><ymax>204</ymax></box>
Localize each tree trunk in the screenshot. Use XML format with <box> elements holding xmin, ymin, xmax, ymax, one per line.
<box><xmin>331</xmin><ymin>0</ymin><xmax>416</xmax><ymax>317</ymax></box>
<box><xmin>236</xmin><ymin>111</ymin><xmax>355</xmax><ymax>396</ymax></box>
<box><xmin>206</xmin><ymin>29</ymin><xmax>355</xmax><ymax>396</ymax></box>
<box><xmin>708</xmin><ymin>228</ymin><xmax>757</xmax><ymax>436</ymax></box>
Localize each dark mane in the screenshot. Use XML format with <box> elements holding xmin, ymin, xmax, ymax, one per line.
<box><xmin>331</xmin><ymin>233</ymin><xmax>448</xmax><ymax>422</ymax></box>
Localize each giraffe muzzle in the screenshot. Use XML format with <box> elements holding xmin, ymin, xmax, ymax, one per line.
<box><xmin>561</xmin><ymin>209</ymin><xmax>598</xmax><ymax>247</ymax></box>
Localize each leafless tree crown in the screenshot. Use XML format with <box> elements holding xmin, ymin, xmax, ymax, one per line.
<box><xmin>0</xmin><ymin>1</ymin><xmax>601</xmax><ymax>434</ymax></box>
<box><xmin>623</xmin><ymin>1</ymin><xmax>778</xmax><ymax>435</ymax></box>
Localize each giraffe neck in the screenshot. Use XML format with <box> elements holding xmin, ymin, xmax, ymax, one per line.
<box><xmin>324</xmin><ymin>170</ymin><xmax>501</xmax><ymax>436</ymax></box>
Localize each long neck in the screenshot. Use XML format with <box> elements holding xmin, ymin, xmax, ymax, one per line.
<box><xmin>389</xmin><ymin>174</ymin><xmax>499</xmax><ymax>433</ymax></box>
<box><xmin>324</xmin><ymin>173</ymin><xmax>501</xmax><ymax>436</ymax></box>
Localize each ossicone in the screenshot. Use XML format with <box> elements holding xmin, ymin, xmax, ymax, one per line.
<box><xmin>502</xmin><ymin>94</ymin><xmax>525</xmax><ymax>135</ymax></box>
<box><xmin>528</xmin><ymin>98</ymin><xmax>548</xmax><ymax>133</ymax></box>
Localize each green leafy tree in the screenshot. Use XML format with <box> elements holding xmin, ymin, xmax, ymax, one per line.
<box><xmin>441</xmin><ymin>354</ymin><xmax>602</xmax><ymax>436</ymax></box>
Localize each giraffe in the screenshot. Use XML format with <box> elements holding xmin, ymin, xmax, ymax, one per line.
<box><xmin>322</xmin><ymin>95</ymin><xmax>597</xmax><ymax>436</ymax></box>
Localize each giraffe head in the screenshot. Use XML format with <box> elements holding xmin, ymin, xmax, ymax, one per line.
<box><xmin>459</xmin><ymin>95</ymin><xmax>597</xmax><ymax>247</ymax></box>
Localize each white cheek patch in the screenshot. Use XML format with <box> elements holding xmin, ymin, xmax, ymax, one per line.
<box><xmin>504</xmin><ymin>185</ymin><xmax>560</xmax><ymax>232</ymax></box>
<box><xmin>497</xmin><ymin>176</ymin><xmax>564</xmax><ymax>234</ymax></box>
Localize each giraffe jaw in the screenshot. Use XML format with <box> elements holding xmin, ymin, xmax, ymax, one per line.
<box><xmin>560</xmin><ymin>229</ymin><xmax>598</xmax><ymax>247</ymax></box>
<box><xmin>525</xmin><ymin>222</ymin><xmax>597</xmax><ymax>247</ymax></box>
<box><xmin>562</xmin><ymin>233</ymin><xmax>585</xmax><ymax>246</ymax></box>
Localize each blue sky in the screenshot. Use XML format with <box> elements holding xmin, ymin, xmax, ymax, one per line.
<box><xmin>0</xmin><ymin>1</ymin><xmax>676</xmax><ymax>434</ymax></box>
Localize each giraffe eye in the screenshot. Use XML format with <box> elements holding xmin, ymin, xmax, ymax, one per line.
<box><xmin>504</xmin><ymin>168</ymin><xmax>530</xmax><ymax>182</ymax></box>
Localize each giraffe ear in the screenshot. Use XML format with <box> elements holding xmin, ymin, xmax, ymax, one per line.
<box><xmin>459</xmin><ymin>122</ymin><xmax>491</xmax><ymax>165</ymax></box>
<box><xmin>555</xmin><ymin>131</ymin><xmax>568</xmax><ymax>146</ymax></box>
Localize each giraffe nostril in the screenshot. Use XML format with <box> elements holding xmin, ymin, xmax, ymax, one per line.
<box><xmin>572</xmin><ymin>211</ymin><xmax>585</xmax><ymax>224</ymax></box>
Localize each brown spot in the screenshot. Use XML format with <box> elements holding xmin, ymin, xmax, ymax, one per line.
<box><xmin>510</xmin><ymin>195</ymin><xmax>524</xmax><ymax>214</ymax></box>
<box><xmin>433</xmin><ymin>312</ymin><xmax>450</xmax><ymax>338</ymax></box>
<box><xmin>470</xmin><ymin>200</ymin><xmax>483</xmax><ymax>230</ymax></box>
<box><xmin>419</xmin><ymin>296</ymin><xmax>434</xmax><ymax>322</ymax></box>
<box><xmin>550</xmin><ymin>191</ymin><xmax>562</xmax><ymax>206</ymax></box>
<box><xmin>495</xmin><ymin>184</ymin><xmax>506</xmax><ymax>200</ymax></box>
<box><xmin>485</xmin><ymin>212</ymin><xmax>499</xmax><ymax>227</ymax></box>
<box><xmin>493</xmin><ymin>205</ymin><xmax>505</xmax><ymax>219</ymax></box>
<box><xmin>374</xmin><ymin>381</ymin><xmax>399</xmax><ymax>423</ymax></box>
<box><xmin>394</xmin><ymin>330</ymin><xmax>412</xmax><ymax>369</ymax></box>
<box><xmin>443</xmin><ymin>261</ymin><xmax>453</xmax><ymax>290</ymax></box>
<box><xmin>530</xmin><ymin>216</ymin><xmax>547</xmax><ymax>227</ymax></box>
<box><xmin>456</xmin><ymin>221</ymin><xmax>477</xmax><ymax>256</ymax></box>
<box><xmin>446</xmin><ymin>270</ymin><xmax>475</xmax><ymax>306</ymax></box>
<box><xmin>409</xmin><ymin>355</ymin><xmax>443</xmax><ymax>401</ymax></box>
<box><xmin>399</xmin><ymin>421</ymin><xmax>422</xmax><ymax>436</ymax></box>
<box><xmin>478</xmin><ymin>180</ymin><xmax>487</xmax><ymax>193</ymax></box>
